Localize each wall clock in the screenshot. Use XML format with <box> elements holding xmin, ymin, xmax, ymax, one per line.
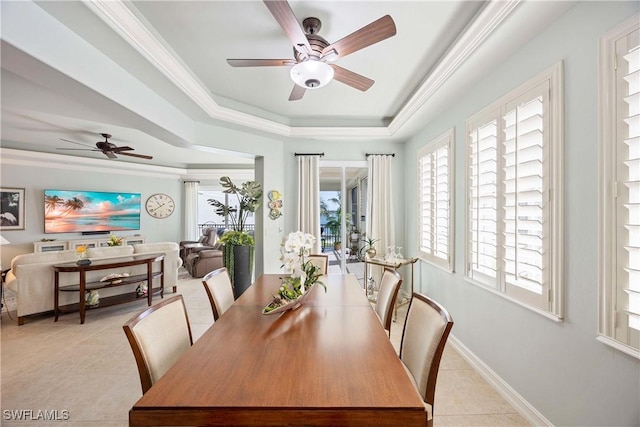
<box><xmin>145</xmin><ymin>193</ymin><xmax>175</xmax><ymax>219</ymax></box>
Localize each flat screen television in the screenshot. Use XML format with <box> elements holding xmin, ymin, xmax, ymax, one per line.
<box><xmin>44</xmin><ymin>189</ymin><xmax>141</xmax><ymax>234</ymax></box>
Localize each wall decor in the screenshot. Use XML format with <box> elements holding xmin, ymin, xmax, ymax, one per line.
<box><xmin>0</xmin><ymin>187</ymin><xmax>25</xmax><ymax>230</ymax></box>
<box><xmin>267</xmin><ymin>190</ymin><xmax>282</xmax><ymax>220</ymax></box>
<box><xmin>145</xmin><ymin>193</ymin><xmax>175</xmax><ymax>219</ymax></box>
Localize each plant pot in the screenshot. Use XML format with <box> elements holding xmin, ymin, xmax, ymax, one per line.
<box><xmin>366</xmin><ymin>248</ymin><xmax>377</xmax><ymax>259</ymax></box>
<box><xmin>223</xmin><ymin>244</ymin><xmax>253</xmax><ymax>299</ymax></box>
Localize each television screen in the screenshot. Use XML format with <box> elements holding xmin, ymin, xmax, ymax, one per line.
<box><xmin>44</xmin><ymin>189</ymin><xmax>141</xmax><ymax>234</ymax></box>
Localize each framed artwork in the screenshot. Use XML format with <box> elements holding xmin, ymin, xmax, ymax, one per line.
<box><xmin>0</xmin><ymin>187</ymin><xmax>25</xmax><ymax>230</ymax></box>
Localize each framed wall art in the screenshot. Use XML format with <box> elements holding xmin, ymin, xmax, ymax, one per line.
<box><xmin>0</xmin><ymin>187</ymin><xmax>25</xmax><ymax>230</ymax></box>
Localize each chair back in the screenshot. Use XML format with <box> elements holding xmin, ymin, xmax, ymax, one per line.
<box><xmin>123</xmin><ymin>295</ymin><xmax>193</xmax><ymax>394</ymax></box>
<box><xmin>202</xmin><ymin>267</ymin><xmax>235</xmax><ymax>321</ymax></box>
<box><xmin>400</xmin><ymin>293</ymin><xmax>453</xmax><ymax>410</ymax></box>
<box><xmin>375</xmin><ymin>268</ymin><xmax>403</xmax><ymax>334</ymax></box>
<box><xmin>306</xmin><ymin>254</ymin><xmax>329</xmax><ymax>274</ymax></box>
<box><xmin>201</xmin><ymin>227</ymin><xmax>219</xmax><ymax>247</ymax></box>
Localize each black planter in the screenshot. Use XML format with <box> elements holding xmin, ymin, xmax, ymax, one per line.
<box><xmin>224</xmin><ymin>244</ymin><xmax>253</xmax><ymax>299</ymax></box>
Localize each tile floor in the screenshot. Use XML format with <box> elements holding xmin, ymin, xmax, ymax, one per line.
<box><xmin>1</xmin><ymin>273</ymin><xmax>529</xmax><ymax>426</ymax></box>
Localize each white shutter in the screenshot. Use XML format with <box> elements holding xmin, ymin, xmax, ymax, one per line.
<box><xmin>619</xmin><ymin>32</ymin><xmax>640</xmax><ymax>335</ymax></box>
<box><xmin>502</xmin><ymin>85</ymin><xmax>549</xmax><ymax>308</ymax></box>
<box><xmin>418</xmin><ymin>129</ymin><xmax>453</xmax><ymax>271</ymax></box>
<box><xmin>466</xmin><ymin>62</ymin><xmax>562</xmax><ymax>318</ymax></box>
<box><xmin>468</xmin><ymin>118</ymin><xmax>498</xmax><ymax>285</ymax></box>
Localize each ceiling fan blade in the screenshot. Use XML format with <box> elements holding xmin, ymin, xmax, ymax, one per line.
<box><xmin>57</xmin><ymin>148</ymin><xmax>99</xmax><ymax>151</ymax></box>
<box><xmin>119</xmin><ymin>152</ymin><xmax>153</xmax><ymax>160</ymax></box>
<box><xmin>321</xmin><ymin>15</ymin><xmax>396</xmax><ymax>60</ymax></box>
<box><xmin>112</xmin><ymin>146</ymin><xmax>134</xmax><ymax>152</ymax></box>
<box><xmin>289</xmin><ymin>84</ymin><xmax>306</xmax><ymax>101</ymax></box>
<box><xmin>263</xmin><ymin>0</ymin><xmax>311</xmax><ymax>56</ymax></box>
<box><xmin>227</xmin><ymin>59</ymin><xmax>296</xmax><ymax>67</ymax></box>
<box><xmin>330</xmin><ymin>65</ymin><xmax>374</xmax><ymax>92</ymax></box>
<box><xmin>103</xmin><ymin>151</ymin><xmax>118</xmax><ymax>159</ymax></box>
<box><xmin>59</xmin><ymin>138</ymin><xmax>96</xmax><ymax>149</ymax></box>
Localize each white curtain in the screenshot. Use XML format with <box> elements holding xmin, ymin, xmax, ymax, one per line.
<box><xmin>297</xmin><ymin>155</ymin><xmax>321</xmax><ymax>253</ymax></box>
<box><xmin>366</xmin><ymin>155</ymin><xmax>395</xmax><ymax>262</ymax></box>
<box><xmin>183</xmin><ymin>181</ymin><xmax>199</xmax><ymax>241</ymax></box>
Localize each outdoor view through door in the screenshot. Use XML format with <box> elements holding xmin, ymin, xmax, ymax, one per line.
<box><xmin>319</xmin><ymin>164</ymin><xmax>367</xmax><ymax>280</ymax></box>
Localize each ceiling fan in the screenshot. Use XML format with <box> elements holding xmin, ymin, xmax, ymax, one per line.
<box><xmin>227</xmin><ymin>0</ymin><xmax>396</xmax><ymax>101</ymax></box>
<box><xmin>57</xmin><ymin>133</ymin><xmax>153</xmax><ymax>160</ymax></box>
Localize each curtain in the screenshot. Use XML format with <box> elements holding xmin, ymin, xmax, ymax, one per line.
<box><xmin>297</xmin><ymin>155</ymin><xmax>321</xmax><ymax>253</ymax></box>
<box><xmin>366</xmin><ymin>155</ymin><xmax>395</xmax><ymax>271</ymax></box>
<box><xmin>183</xmin><ymin>181</ymin><xmax>199</xmax><ymax>241</ymax></box>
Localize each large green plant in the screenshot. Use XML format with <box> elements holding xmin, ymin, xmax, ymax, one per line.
<box><xmin>208</xmin><ymin>177</ymin><xmax>262</xmax><ymax>285</ymax></box>
<box><xmin>207</xmin><ymin>176</ymin><xmax>263</xmax><ymax>233</ymax></box>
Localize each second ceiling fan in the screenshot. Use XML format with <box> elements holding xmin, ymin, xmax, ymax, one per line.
<box><xmin>227</xmin><ymin>0</ymin><xmax>396</xmax><ymax>101</ymax></box>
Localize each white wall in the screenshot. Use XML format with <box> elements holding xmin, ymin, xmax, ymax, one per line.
<box><xmin>0</xmin><ymin>152</ymin><xmax>182</xmax><ymax>267</ymax></box>
<box><xmin>402</xmin><ymin>2</ymin><xmax>639</xmax><ymax>426</ymax></box>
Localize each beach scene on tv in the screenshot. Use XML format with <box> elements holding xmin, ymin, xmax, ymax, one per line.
<box><xmin>44</xmin><ymin>190</ymin><xmax>141</xmax><ymax>233</ymax></box>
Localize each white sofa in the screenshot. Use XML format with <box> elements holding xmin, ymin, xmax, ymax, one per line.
<box><xmin>5</xmin><ymin>242</ymin><xmax>182</xmax><ymax>325</ymax></box>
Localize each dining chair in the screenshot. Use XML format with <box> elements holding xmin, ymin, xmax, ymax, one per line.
<box><xmin>123</xmin><ymin>295</ymin><xmax>193</xmax><ymax>394</ymax></box>
<box><xmin>399</xmin><ymin>293</ymin><xmax>454</xmax><ymax>427</ymax></box>
<box><xmin>202</xmin><ymin>267</ymin><xmax>235</xmax><ymax>321</ymax></box>
<box><xmin>374</xmin><ymin>268</ymin><xmax>403</xmax><ymax>335</ymax></box>
<box><xmin>306</xmin><ymin>253</ymin><xmax>329</xmax><ymax>274</ymax></box>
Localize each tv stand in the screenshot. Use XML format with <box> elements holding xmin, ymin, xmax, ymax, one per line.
<box><xmin>33</xmin><ymin>236</ymin><xmax>145</xmax><ymax>252</ymax></box>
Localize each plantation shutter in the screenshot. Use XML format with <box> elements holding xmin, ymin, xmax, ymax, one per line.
<box><xmin>616</xmin><ymin>29</ymin><xmax>640</xmax><ymax>345</ymax></box>
<box><xmin>502</xmin><ymin>84</ymin><xmax>550</xmax><ymax>308</ymax></box>
<box><xmin>418</xmin><ymin>133</ymin><xmax>452</xmax><ymax>269</ymax></box>
<box><xmin>468</xmin><ymin>116</ymin><xmax>499</xmax><ymax>286</ymax></box>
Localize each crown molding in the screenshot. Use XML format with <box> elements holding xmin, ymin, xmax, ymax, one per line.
<box><xmin>85</xmin><ymin>0</ymin><xmax>520</xmax><ymax>140</ymax></box>
<box><xmin>389</xmin><ymin>0</ymin><xmax>522</xmax><ymax>134</ymax></box>
<box><xmin>0</xmin><ymin>148</ymin><xmax>186</xmax><ymax>178</ymax></box>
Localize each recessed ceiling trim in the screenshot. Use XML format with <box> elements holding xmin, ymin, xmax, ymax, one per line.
<box><xmin>86</xmin><ymin>0</ymin><xmax>520</xmax><ymax>141</ymax></box>
<box><xmin>389</xmin><ymin>0</ymin><xmax>522</xmax><ymax>135</ymax></box>
<box><xmin>0</xmin><ymin>148</ymin><xmax>186</xmax><ymax>178</ymax></box>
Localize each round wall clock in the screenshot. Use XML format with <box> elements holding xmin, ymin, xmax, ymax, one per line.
<box><xmin>145</xmin><ymin>193</ymin><xmax>175</xmax><ymax>219</ymax></box>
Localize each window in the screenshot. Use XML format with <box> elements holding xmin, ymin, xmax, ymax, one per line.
<box><xmin>598</xmin><ymin>15</ymin><xmax>640</xmax><ymax>358</ymax></box>
<box><xmin>418</xmin><ymin>129</ymin><xmax>454</xmax><ymax>271</ymax></box>
<box><xmin>466</xmin><ymin>63</ymin><xmax>563</xmax><ymax>319</ymax></box>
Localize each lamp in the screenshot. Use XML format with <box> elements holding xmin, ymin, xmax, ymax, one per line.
<box><xmin>290</xmin><ymin>60</ymin><xmax>334</xmax><ymax>89</ymax></box>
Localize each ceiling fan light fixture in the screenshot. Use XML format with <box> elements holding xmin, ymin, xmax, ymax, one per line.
<box><xmin>290</xmin><ymin>60</ymin><xmax>334</xmax><ymax>89</ymax></box>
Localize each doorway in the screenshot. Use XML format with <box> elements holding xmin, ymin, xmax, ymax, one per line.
<box><xmin>319</xmin><ymin>161</ymin><xmax>367</xmax><ymax>281</ymax></box>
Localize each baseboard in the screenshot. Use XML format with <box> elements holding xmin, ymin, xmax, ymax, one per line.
<box><xmin>448</xmin><ymin>335</ymin><xmax>554</xmax><ymax>427</ymax></box>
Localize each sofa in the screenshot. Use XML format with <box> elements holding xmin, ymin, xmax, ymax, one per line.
<box><xmin>5</xmin><ymin>242</ymin><xmax>182</xmax><ymax>325</ymax></box>
<box><xmin>184</xmin><ymin>248</ymin><xmax>223</xmax><ymax>278</ymax></box>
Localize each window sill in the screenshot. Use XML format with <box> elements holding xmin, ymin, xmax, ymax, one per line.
<box><xmin>463</xmin><ymin>277</ymin><xmax>563</xmax><ymax>322</ymax></box>
<box><xmin>596</xmin><ymin>335</ymin><xmax>640</xmax><ymax>360</ymax></box>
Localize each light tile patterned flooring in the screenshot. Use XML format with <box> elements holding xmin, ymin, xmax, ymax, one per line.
<box><xmin>1</xmin><ymin>272</ymin><xmax>529</xmax><ymax>426</ymax></box>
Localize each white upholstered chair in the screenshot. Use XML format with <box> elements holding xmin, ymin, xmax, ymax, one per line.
<box><xmin>374</xmin><ymin>268</ymin><xmax>403</xmax><ymax>335</ymax></box>
<box><xmin>399</xmin><ymin>293</ymin><xmax>454</xmax><ymax>427</ymax></box>
<box><xmin>123</xmin><ymin>295</ymin><xmax>193</xmax><ymax>394</ymax></box>
<box><xmin>202</xmin><ymin>267</ymin><xmax>235</xmax><ymax>321</ymax></box>
<box><xmin>306</xmin><ymin>254</ymin><xmax>329</xmax><ymax>274</ymax></box>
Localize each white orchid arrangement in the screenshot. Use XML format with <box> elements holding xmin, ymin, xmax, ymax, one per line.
<box><xmin>264</xmin><ymin>231</ymin><xmax>326</xmax><ymax>313</ymax></box>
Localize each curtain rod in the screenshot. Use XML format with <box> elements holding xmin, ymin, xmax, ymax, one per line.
<box><xmin>365</xmin><ymin>153</ymin><xmax>395</xmax><ymax>157</ymax></box>
<box><xmin>294</xmin><ymin>152</ymin><xmax>325</xmax><ymax>157</ymax></box>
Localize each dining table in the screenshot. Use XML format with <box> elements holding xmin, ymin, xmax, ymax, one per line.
<box><xmin>128</xmin><ymin>273</ymin><xmax>427</xmax><ymax>426</ymax></box>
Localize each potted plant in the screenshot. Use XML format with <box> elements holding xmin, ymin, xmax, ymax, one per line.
<box><xmin>208</xmin><ymin>176</ymin><xmax>262</xmax><ymax>298</ymax></box>
<box><xmin>362</xmin><ymin>237</ymin><xmax>379</xmax><ymax>259</ymax></box>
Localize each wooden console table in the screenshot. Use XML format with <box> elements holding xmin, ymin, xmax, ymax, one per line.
<box><xmin>53</xmin><ymin>253</ymin><xmax>164</xmax><ymax>324</ymax></box>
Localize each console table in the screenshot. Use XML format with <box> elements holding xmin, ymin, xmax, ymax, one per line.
<box><xmin>53</xmin><ymin>253</ymin><xmax>164</xmax><ymax>324</ymax></box>
<box><xmin>364</xmin><ymin>256</ymin><xmax>418</xmax><ymax>307</ymax></box>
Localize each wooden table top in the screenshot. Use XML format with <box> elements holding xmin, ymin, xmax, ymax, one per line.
<box><xmin>129</xmin><ymin>274</ymin><xmax>426</xmax><ymax>426</ymax></box>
